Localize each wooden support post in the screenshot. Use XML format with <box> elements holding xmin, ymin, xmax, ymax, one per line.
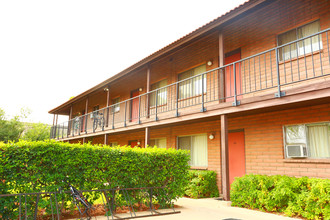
<box><xmin>55</xmin><ymin>114</ymin><xmax>58</xmax><ymax>127</ymax></box>
<box><xmin>219</xmin><ymin>32</ymin><xmax>225</xmax><ymax>102</ymax></box>
<box><xmin>69</xmin><ymin>106</ymin><xmax>73</xmax><ymax>120</ymax></box>
<box><xmin>146</xmin><ymin>65</ymin><xmax>151</xmax><ymax>118</ymax></box>
<box><xmin>51</xmin><ymin>114</ymin><xmax>56</xmax><ymax>138</ymax></box>
<box><xmin>106</xmin><ymin>85</ymin><xmax>110</xmax><ymax>127</ymax></box>
<box><xmin>104</xmin><ymin>134</ymin><xmax>108</xmax><ymax>145</ymax></box>
<box><xmin>84</xmin><ymin>97</ymin><xmax>89</xmax><ymax>133</ymax></box>
<box><xmin>52</xmin><ymin>114</ymin><xmax>56</xmax><ymax>127</ymax></box>
<box><xmin>220</xmin><ymin>114</ymin><xmax>230</xmax><ymax>201</ymax></box>
<box><xmin>68</xmin><ymin>106</ymin><xmax>73</xmax><ymax>136</ymax></box>
<box><xmin>145</xmin><ymin>127</ymin><xmax>150</xmax><ymax>148</ymax></box>
<box><xmin>83</xmin><ymin>137</ymin><xmax>86</xmax><ymax>144</ymax></box>
<box><xmin>85</xmin><ymin>98</ymin><xmax>89</xmax><ymax>114</ymax></box>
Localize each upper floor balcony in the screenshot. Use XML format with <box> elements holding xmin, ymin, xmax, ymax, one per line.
<box><xmin>51</xmin><ymin>28</ymin><xmax>330</xmax><ymax>140</ymax></box>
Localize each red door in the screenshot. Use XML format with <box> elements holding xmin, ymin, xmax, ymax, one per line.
<box><xmin>225</xmin><ymin>51</ymin><xmax>242</xmax><ymax>102</ymax></box>
<box><xmin>131</xmin><ymin>90</ymin><xmax>140</xmax><ymax>122</ymax></box>
<box><xmin>228</xmin><ymin>131</ymin><xmax>245</xmax><ymax>186</ymax></box>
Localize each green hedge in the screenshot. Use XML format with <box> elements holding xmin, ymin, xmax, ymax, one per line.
<box><xmin>0</xmin><ymin>140</ymin><xmax>190</xmax><ymax>218</ymax></box>
<box><xmin>230</xmin><ymin>174</ymin><xmax>330</xmax><ymax>219</ymax></box>
<box><xmin>185</xmin><ymin>170</ymin><xmax>219</xmax><ymax>199</ymax></box>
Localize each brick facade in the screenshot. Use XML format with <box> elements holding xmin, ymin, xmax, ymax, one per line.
<box><xmin>57</xmin><ymin>0</ymin><xmax>330</xmax><ymax>196</ymax></box>
<box><xmin>77</xmin><ymin>103</ymin><xmax>328</xmax><ymax>191</ymax></box>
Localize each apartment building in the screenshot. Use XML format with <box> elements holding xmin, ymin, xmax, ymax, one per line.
<box><xmin>49</xmin><ymin>0</ymin><xmax>330</xmax><ymax>200</ymax></box>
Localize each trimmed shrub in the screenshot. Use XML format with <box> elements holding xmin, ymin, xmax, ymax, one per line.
<box><xmin>185</xmin><ymin>170</ymin><xmax>219</xmax><ymax>198</ymax></box>
<box><xmin>0</xmin><ymin>140</ymin><xmax>190</xmax><ymax>218</ymax></box>
<box><xmin>230</xmin><ymin>174</ymin><xmax>330</xmax><ymax>219</ymax></box>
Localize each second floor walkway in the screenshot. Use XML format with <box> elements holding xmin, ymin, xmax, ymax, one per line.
<box><xmin>51</xmin><ymin>28</ymin><xmax>330</xmax><ymax>140</ymax></box>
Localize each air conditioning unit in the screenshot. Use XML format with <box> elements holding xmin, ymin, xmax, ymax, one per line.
<box><xmin>286</xmin><ymin>144</ymin><xmax>308</xmax><ymax>158</ymax></box>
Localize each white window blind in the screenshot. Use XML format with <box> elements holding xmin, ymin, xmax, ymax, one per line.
<box><xmin>112</xmin><ymin>97</ymin><xmax>120</xmax><ymax>113</ymax></box>
<box><xmin>278</xmin><ymin>20</ymin><xmax>322</xmax><ymax>61</ymax></box>
<box><xmin>178</xmin><ymin>134</ymin><xmax>208</xmax><ymax>166</ymax></box>
<box><xmin>150</xmin><ymin>138</ymin><xmax>167</xmax><ymax>148</ymax></box>
<box><xmin>178</xmin><ymin>65</ymin><xmax>207</xmax><ymax>99</ymax></box>
<box><xmin>150</xmin><ymin>79</ymin><xmax>167</xmax><ymax>107</ymax></box>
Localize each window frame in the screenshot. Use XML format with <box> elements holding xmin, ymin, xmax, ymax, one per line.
<box><xmin>178</xmin><ymin>64</ymin><xmax>207</xmax><ymax>100</ymax></box>
<box><xmin>277</xmin><ymin>20</ymin><xmax>322</xmax><ymax>61</ymax></box>
<box><xmin>283</xmin><ymin>122</ymin><xmax>330</xmax><ymax>159</ymax></box>
<box><xmin>111</xmin><ymin>97</ymin><xmax>120</xmax><ymax>113</ymax></box>
<box><xmin>177</xmin><ymin>133</ymin><xmax>208</xmax><ymax>167</ymax></box>
<box><xmin>109</xmin><ymin>142</ymin><xmax>118</xmax><ymax>147</ymax></box>
<box><xmin>150</xmin><ymin>79</ymin><xmax>168</xmax><ymax>107</ymax></box>
<box><xmin>149</xmin><ymin>137</ymin><xmax>167</xmax><ymax>148</ymax></box>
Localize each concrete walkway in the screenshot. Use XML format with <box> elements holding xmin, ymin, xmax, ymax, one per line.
<box><xmin>137</xmin><ymin>198</ymin><xmax>299</xmax><ymax>220</ymax></box>
<box><xmin>91</xmin><ymin>197</ymin><xmax>299</xmax><ymax>220</ymax></box>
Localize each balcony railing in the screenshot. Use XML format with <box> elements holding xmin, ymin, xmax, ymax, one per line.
<box><xmin>51</xmin><ymin>28</ymin><xmax>330</xmax><ymax>139</ymax></box>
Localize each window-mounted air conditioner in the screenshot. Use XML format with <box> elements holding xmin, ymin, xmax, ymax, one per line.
<box><xmin>286</xmin><ymin>144</ymin><xmax>308</xmax><ymax>158</ymax></box>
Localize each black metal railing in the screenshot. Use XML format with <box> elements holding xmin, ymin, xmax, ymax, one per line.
<box><xmin>51</xmin><ymin>28</ymin><xmax>330</xmax><ymax>139</ymax></box>
<box><xmin>0</xmin><ymin>186</ymin><xmax>179</xmax><ymax>219</ymax></box>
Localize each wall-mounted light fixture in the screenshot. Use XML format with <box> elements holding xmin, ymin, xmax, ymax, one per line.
<box><xmin>104</xmin><ymin>87</ymin><xmax>109</xmax><ymax>92</ymax></box>
<box><xmin>209</xmin><ymin>134</ymin><xmax>215</xmax><ymax>140</ymax></box>
<box><xmin>139</xmin><ymin>88</ymin><xmax>143</xmax><ymax>92</ymax></box>
<box><xmin>207</xmin><ymin>60</ymin><xmax>213</xmax><ymax>66</ymax></box>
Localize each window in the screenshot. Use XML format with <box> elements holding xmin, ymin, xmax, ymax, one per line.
<box><xmin>178</xmin><ymin>65</ymin><xmax>206</xmax><ymax>99</ymax></box>
<box><xmin>178</xmin><ymin>134</ymin><xmax>208</xmax><ymax>167</ymax></box>
<box><xmin>150</xmin><ymin>79</ymin><xmax>167</xmax><ymax>107</ymax></box>
<box><xmin>109</xmin><ymin>142</ymin><xmax>118</xmax><ymax>147</ymax></box>
<box><xmin>278</xmin><ymin>20</ymin><xmax>322</xmax><ymax>61</ymax></box>
<box><xmin>149</xmin><ymin>138</ymin><xmax>167</xmax><ymax>148</ymax></box>
<box><xmin>112</xmin><ymin>97</ymin><xmax>120</xmax><ymax>113</ymax></box>
<box><xmin>284</xmin><ymin>122</ymin><xmax>330</xmax><ymax>158</ymax></box>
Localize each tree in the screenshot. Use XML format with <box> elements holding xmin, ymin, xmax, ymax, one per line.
<box><xmin>21</xmin><ymin>123</ymin><xmax>50</xmax><ymax>141</ymax></box>
<box><xmin>0</xmin><ymin>108</ymin><xmax>26</xmax><ymax>142</ymax></box>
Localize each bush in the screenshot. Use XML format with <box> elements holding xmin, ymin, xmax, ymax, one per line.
<box><xmin>230</xmin><ymin>174</ymin><xmax>330</xmax><ymax>219</ymax></box>
<box><xmin>0</xmin><ymin>140</ymin><xmax>190</xmax><ymax>218</ymax></box>
<box><xmin>185</xmin><ymin>170</ymin><xmax>219</xmax><ymax>198</ymax></box>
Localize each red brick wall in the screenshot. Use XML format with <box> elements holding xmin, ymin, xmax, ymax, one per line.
<box><xmin>85</xmin><ymin>135</ymin><xmax>105</xmax><ymax>145</ymax></box>
<box><xmin>101</xmin><ymin>103</ymin><xmax>330</xmax><ymax>192</ymax></box>
<box><xmin>229</xmin><ymin>103</ymin><xmax>330</xmax><ymax>179</ymax></box>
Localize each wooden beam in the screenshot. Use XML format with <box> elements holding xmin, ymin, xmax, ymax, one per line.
<box><xmin>145</xmin><ymin>127</ymin><xmax>150</xmax><ymax>148</ymax></box>
<box><xmin>220</xmin><ymin>114</ymin><xmax>230</xmax><ymax>201</ymax></box>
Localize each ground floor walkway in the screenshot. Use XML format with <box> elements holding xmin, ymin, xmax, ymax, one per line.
<box><xmin>90</xmin><ymin>197</ymin><xmax>298</xmax><ymax>220</ymax></box>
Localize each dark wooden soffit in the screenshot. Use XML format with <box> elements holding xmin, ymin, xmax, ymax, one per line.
<box><xmin>49</xmin><ymin>0</ymin><xmax>269</xmax><ymax>115</ymax></box>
